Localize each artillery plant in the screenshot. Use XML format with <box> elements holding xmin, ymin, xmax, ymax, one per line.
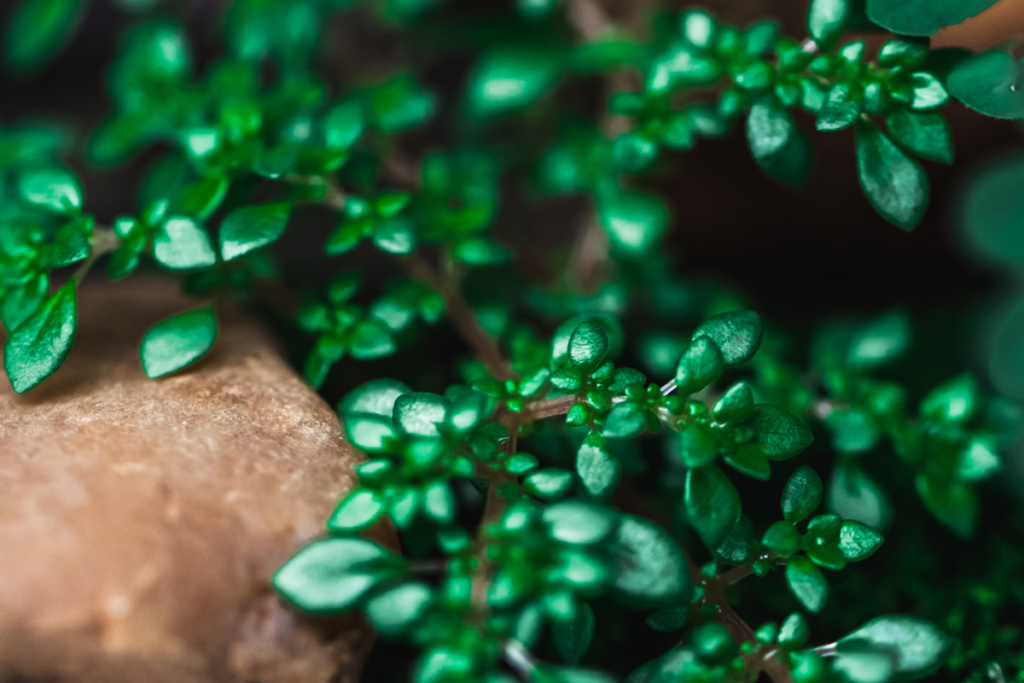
<box><xmin>2</xmin><ymin>0</ymin><xmax>1024</xmax><ymax>681</ymax></box>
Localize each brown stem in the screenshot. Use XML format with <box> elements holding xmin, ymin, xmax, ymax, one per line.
<box><xmin>72</xmin><ymin>227</ymin><xmax>119</xmax><ymax>285</ymax></box>
<box><xmin>518</xmin><ymin>393</ymin><xmax>583</xmax><ymax>422</ymax></box>
<box><xmin>402</xmin><ymin>254</ymin><xmax>514</xmax><ymax>381</ymax></box>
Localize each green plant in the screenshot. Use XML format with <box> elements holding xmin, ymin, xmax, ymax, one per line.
<box><xmin>2</xmin><ymin>0</ymin><xmax>1024</xmax><ymax>682</ymax></box>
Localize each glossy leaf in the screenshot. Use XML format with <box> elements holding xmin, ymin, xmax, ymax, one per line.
<box><xmin>675</xmin><ymin>335</ymin><xmax>724</xmax><ymax>395</ymax></box>
<box><xmin>597</xmin><ymin>190</ymin><xmax>669</xmax><ymax>255</ymax></box>
<box><xmin>18</xmin><ymin>166</ymin><xmax>82</xmax><ymax>213</ymax></box>
<box><xmin>786</xmin><ymin>556</ymin><xmax>828</xmax><ymax>613</ymax></box>
<box><xmin>782</xmin><ymin>465</ymin><xmax>824</xmax><ymax>523</ymax></box>
<box><xmin>327</xmin><ymin>489</ymin><xmax>385</xmax><ymax>531</ymax></box>
<box><xmin>140</xmin><ymin>307</ymin><xmax>218</xmax><ymax>379</ymax></box>
<box><xmin>856</xmin><ymin>120</ymin><xmax>928</xmax><ymax>231</ymax></box>
<box><xmin>866</xmin><ymin>0</ymin><xmax>999</xmax><ymax>36</ymax></box>
<box><xmin>748</xmin><ymin>405</ymin><xmax>814</xmax><ymax>459</ymax></box>
<box><xmin>3</xmin><ymin>280</ymin><xmax>77</xmax><ymax>394</ymax></box>
<box><xmin>839</xmin><ymin>616</ymin><xmax>950</xmax><ymax>678</ymax></box>
<box><xmin>685</xmin><ymin>464</ymin><xmax>741</xmax><ymax>549</ymax></box>
<box><xmin>576</xmin><ymin>431</ymin><xmax>621</xmax><ymax>499</ymax></box>
<box><xmin>152</xmin><ymin>217</ymin><xmax>217</xmax><ymax>270</ymax></box>
<box><xmin>838</xmin><ymin>520</ymin><xmax>884</xmax><ymax>561</ymax></box>
<box><xmin>692</xmin><ymin>311</ymin><xmax>762</xmax><ymax>367</ymax></box>
<box><xmin>466</xmin><ymin>48</ymin><xmax>559</xmax><ymax>116</ymax></box>
<box><xmin>807</xmin><ymin>0</ymin><xmax>853</xmax><ymax>50</ymax></box>
<box><xmin>611</xmin><ymin>515</ymin><xmax>693</xmax><ymax>606</ymax></box>
<box><xmin>949</xmin><ymin>51</ymin><xmax>1024</xmax><ymax>120</ymax></box>
<box><xmin>746</xmin><ymin>97</ymin><xmax>811</xmax><ymax>187</ymax></box>
<box><xmin>220</xmin><ymin>201</ymin><xmax>292</xmax><ymax>261</ymax></box>
<box><xmin>916</xmin><ymin>473</ymin><xmax>977</xmax><ymax>539</ymax></box>
<box><xmin>568</xmin><ymin>320</ymin><xmax>609</xmax><ymax>373</ymax></box>
<box><xmin>365</xmin><ymin>582</ymin><xmax>432</xmax><ymax>637</ymax></box>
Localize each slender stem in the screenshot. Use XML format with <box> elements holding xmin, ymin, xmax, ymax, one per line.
<box><xmin>72</xmin><ymin>227</ymin><xmax>119</xmax><ymax>285</ymax></box>
<box><xmin>518</xmin><ymin>393</ymin><xmax>584</xmax><ymax>422</ymax></box>
<box><xmin>504</xmin><ymin>640</ymin><xmax>536</xmax><ymax>677</ymax></box>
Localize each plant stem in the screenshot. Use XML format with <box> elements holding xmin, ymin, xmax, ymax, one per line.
<box><xmin>72</xmin><ymin>227</ymin><xmax>119</xmax><ymax>285</ymax></box>
<box><xmin>518</xmin><ymin>393</ymin><xmax>583</xmax><ymax>421</ymax></box>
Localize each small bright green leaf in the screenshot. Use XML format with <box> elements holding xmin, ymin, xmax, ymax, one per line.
<box><xmin>838</xmin><ymin>520</ymin><xmax>884</xmax><ymax>561</ymax></box>
<box><xmin>323</xmin><ymin>100</ymin><xmax>366</xmax><ymax>149</ymax></box>
<box><xmin>394</xmin><ymin>393</ymin><xmax>449</xmax><ymax>437</ymax></box>
<box><xmin>611</xmin><ymin>514</ymin><xmax>693</xmax><ymax>606</ymax></box>
<box><xmin>423</xmin><ymin>481</ymin><xmax>456</xmax><ymax>524</ymax></box>
<box><xmin>553</xmin><ymin>603</ymin><xmax>595</xmax><ymax>665</ymax></box>
<box><xmin>807</xmin><ymin>0</ymin><xmax>853</xmax><ymax>50</ymax></box>
<box><xmin>365</xmin><ymin>582</ymin><xmax>432</xmax><ymax>637</ymax></box>
<box><xmin>747</xmin><ymin>97</ymin><xmax>812</xmax><ymax>187</ymax></box>
<box><xmin>678</xmin><ymin>422</ymin><xmax>718</xmax><ymax>469</ymax></box>
<box><xmin>140</xmin><ymin>307</ymin><xmax>218</xmax><ymax>379</ymax></box>
<box><xmin>152</xmin><ymin>216</ymin><xmax>217</xmax><ymax>270</ymax></box>
<box><xmin>339</xmin><ymin>379</ymin><xmax>412</xmax><ymax>417</ymax></box>
<box><xmin>723</xmin><ymin>446</ymin><xmax>771</xmax><ymax>480</ymax></box>
<box><xmin>957</xmin><ymin>438</ymin><xmax>1001</xmax><ymax>481</ymax></box>
<box><xmin>569</xmin><ymin>320</ymin><xmax>609</xmax><ymax>373</ymax></box>
<box><xmin>840</xmin><ymin>616</ymin><xmax>951</xmax><ymax>678</ymax></box>
<box><xmin>602</xmin><ymin>402</ymin><xmax>649</xmax><ymax>439</ymax></box>
<box><xmin>713</xmin><ymin>381</ymin><xmax>754</xmax><ymax>423</ymax></box>
<box><xmin>597</xmin><ymin>190</ymin><xmax>669</xmax><ymax>255</ymax></box>
<box><xmin>348</xmin><ymin>318</ymin><xmax>396</xmax><ymax>359</ymax></box>
<box><xmin>272</xmin><ymin>537</ymin><xmax>402</xmax><ymax>614</ymax></box>
<box><xmin>576</xmin><ymin>431</ymin><xmax>621</xmax><ymax>498</ymax></box>
<box><xmin>220</xmin><ymin>201</ymin><xmax>292</xmax><ymax>261</ymax></box>
<box><xmin>4</xmin><ymin>0</ymin><xmax>84</xmax><ymax>72</ymax></box>
<box><xmin>763</xmin><ymin>520</ymin><xmax>801</xmax><ymax>556</ymax></box>
<box><xmin>18</xmin><ymin>165</ymin><xmax>82</xmax><ymax>213</ymax></box>
<box><xmin>0</xmin><ymin>274</ymin><xmax>48</xmax><ymax>330</ymax></box>
<box><xmin>828</xmin><ymin>461</ymin><xmax>891</xmax><ymax>531</ymax></box>
<box><xmin>782</xmin><ymin>465</ymin><xmax>824</xmax><ymax>522</ymax></box>
<box><xmin>525</xmin><ymin>468</ymin><xmax>574</xmax><ymax>499</ymax></box>
<box><xmin>786</xmin><ymin>557</ymin><xmax>828</xmax><ymax>613</ymax></box>
<box><xmin>779</xmin><ymin>612</ymin><xmax>809</xmax><ymax>649</ymax></box>
<box><xmin>543</xmin><ymin>500</ymin><xmax>616</xmax><ymax>545</ymax></box>
<box><xmin>676</xmin><ymin>335</ymin><xmax>724</xmax><ymax>395</ymax></box>
<box><xmin>174</xmin><ymin>176</ymin><xmax>230</xmax><ymax>219</ymax></box>
<box><xmin>817</xmin><ymin>84</ymin><xmax>860</xmax><ymax>132</ymax></box>
<box><xmin>866</xmin><ymin>0</ymin><xmax>999</xmax><ymax>36</ymax></box>
<box><xmin>466</xmin><ymin>47</ymin><xmax>560</xmax><ymax>116</ymax></box>
<box><xmin>749</xmin><ymin>405</ymin><xmax>814</xmax><ymax>460</ymax></box>
<box><xmin>920</xmin><ymin>374</ymin><xmax>978</xmax><ymax>423</ymax></box>
<box><xmin>847</xmin><ymin>311</ymin><xmax>910</xmax><ymax>367</ymax></box>
<box><xmin>692</xmin><ymin>311</ymin><xmax>763</xmax><ymax>367</ymax></box>
<box><xmin>856</xmin><ymin>120</ymin><xmax>929</xmax><ymax>231</ymax></box>
<box><xmin>685</xmin><ymin>464</ymin><xmax>741</xmax><ymax>549</ymax></box>
<box><xmin>3</xmin><ymin>280</ymin><xmax>76</xmax><ymax>394</ymax></box>
<box><xmin>832</xmin><ymin>647</ymin><xmax>896</xmax><ymax>683</ymax></box>
<box><xmin>327</xmin><ymin>489</ymin><xmax>385</xmax><ymax>532</ymax></box>
<box><xmin>451</xmin><ymin>237</ymin><xmax>508</xmax><ymax>265</ymax></box>
<box><xmin>949</xmin><ymin>51</ymin><xmax>1024</xmax><ymax>120</ymax></box>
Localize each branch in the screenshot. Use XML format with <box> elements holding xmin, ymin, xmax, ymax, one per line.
<box><xmin>518</xmin><ymin>393</ymin><xmax>583</xmax><ymax>422</ymax></box>
<box><xmin>72</xmin><ymin>227</ymin><xmax>119</xmax><ymax>284</ymax></box>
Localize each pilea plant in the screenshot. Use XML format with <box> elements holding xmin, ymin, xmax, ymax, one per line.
<box><xmin>2</xmin><ymin>0</ymin><xmax>1024</xmax><ymax>682</ymax></box>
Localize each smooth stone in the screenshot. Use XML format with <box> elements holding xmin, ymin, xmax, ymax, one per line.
<box><xmin>0</xmin><ymin>277</ymin><xmax>378</xmax><ymax>683</ymax></box>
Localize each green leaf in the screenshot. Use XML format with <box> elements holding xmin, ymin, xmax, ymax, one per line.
<box><xmin>782</xmin><ymin>465</ymin><xmax>824</xmax><ymax>523</ymax></box>
<box><xmin>553</xmin><ymin>603</ymin><xmax>595</xmax><ymax>665</ymax></box>
<box><xmin>4</xmin><ymin>0</ymin><xmax>84</xmax><ymax>72</ymax></box>
<box><xmin>678</xmin><ymin>422</ymin><xmax>718</xmax><ymax>469</ymax></box>
<box><xmin>611</xmin><ymin>514</ymin><xmax>693</xmax><ymax>606</ymax></box>
<box><xmin>524</xmin><ymin>468</ymin><xmax>574</xmax><ymax>499</ymax></box>
<box><xmin>646</xmin><ymin>605</ymin><xmax>690</xmax><ymax>632</ymax></box>
<box><xmin>152</xmin><ymin>216</ymin><xmax>217</xmax><ymax>270</ymax></box>
<box><xmin>713</xmin><ymin>381</ymin><xmax>754</xmax><ymax>423</ymax></box>
<box><xmin>832</xmin><ymin>647</ymin><xmax>896</xmax><ymax>683</ymax></box>
<box><xmin>569</xmin><ymin>320</ymin><xmax>610</xmax><ymax>373</ymax></box>
<box><xmin>3</xmin><ymin>280</ymin><xmax>76</xmax><ymax>394</ymax></box>
<box><xmin>340</xmin><ymin>379</ymin><xmax>412</xmax><ymax>417</ymax></box>
<box><xmin>602</xmin><ymin>402</ymin><xmax>649</xmax><ymax>439</ymax></box>
<box><xmin>746</xmin><ymin>97</ymin><xmax>812</xmax><ymax>187</ymax></box>
<box><xmin>748</xmin><ymin>405</ymin><xmax>814</xmax><ymax>460</ymax></box>
<box><xmin>220</xmin><ymin>201</ymin><xmax>292</xmax><ymax>261</ymax></box>
<box><xmin>856</xmin><ymin>120</ymin><xmax>929</xmax><ymax>231</ymax></box>
<box><xmin>839</xmin><ymin>616</ymin><xmax>950</xmax><ymax>678</ymax></box>
<box><xmin>597</xmin><ymin>189</ymin><xmax>669</xmax><ymax>255</ymax></box>
<box><xmin>675</xmin><ymin>335</ymin><xmax>724</xmax><ymax>395</ymax></box>
<box><xmin>762</xmin><ymin>520</ymin><xmax>801</xmax><ymax>556</ymax></box>
<box><xmin>0</xmin><ymin>274</ymin><xmax>48</xmax><ymax>330</ymax></box>
<box><xmin>867</xmin><ymin>0</ymin><xmax>999</xmax><ymax>35</ymax></box>
<box><xmin>915</xmin><ymin>473</ymin><xmax>977</xmax><ymax>539</ymax></box>
<box><xmin>543</xmin><ymin>500</ymin><xmax>616</xmax><ymax>545</ymax></box>
<box><xmin>817</xmin><ymin>84</ymin><xmax>860</xmax><ymax>132</ymax></box>
<box><xmin>838</xmin><ymin>520</ymin><xmax>884</xmax><ymax>561</ymax></box>
<box><xmin>786</xmin><ymin>556</ymin><xmax>828</xmax><ymax>613</ymax></box>
<box><xmin>364</xmin><ymin>582</ymin><xmax>432</xmax><ymax>637</ymax></box>
<box><xmin>327</xmin><ymin>489</ymin><xmax>385</xmax><ymax>532</ymax></box>
<box><xmin>920</xmin><ymin>374</ymin><xmax>978</xmax><ymax>423</ymax></box>
<box><xmin>576</xmin><ymin>431</ymin><xmax>621</xmax><ymax>499</ymax></box>
<box><xmin>18</xmin><ymin>166</ymin><xmax>82</xmax><ymax>213</ymax></box>
<box><xmin>807</xmin><ymin>0</ymin><xmax>854</xmax><ymax>50</ymax></box>
<box><xmin>685</xmin><ymin>464</ymin><xmax>741</xmax><ymax>549</ymax></box>
<box><xmin>779</xmin><ymin>612</ymin><xmax>809</xmax><ymax>649</ymax></box>
<box><xmin>847</xmin><ymin>311</ymin><xmax>910</xmax><ymax>368</ymax></box>
<box><xmin>723</xmin><ymin>446</ymin><xmax>771</xmax><ymax>480</ymax></box>
<box><xmin>692</xmin><ymin>310</ymin><xmax>763</xmax><ymax>367</ymax></box>
<box><xmin>348</xmin><ymin>318</ymin><xmax>396</xmax><ymax>359</ymax></box>
<box><xmin>394</xmin><ymin>392</ymin><xmax>449</xmax><ymax>437</ymax></box>
<box><xmin>828</xmin><ymin>461</ymin><xmax>891</xmax><ymax>531</ymax></box>
<box><xmin>174</xmin><ymin>176</ymin><xmax>230</xmax><ymax>220</ymax></box>
<box><xmin>949</xmin><ymin>51</ymin><xmax>1024</xmax><ymax>120</ymax></box>
<box><xmin>140</xmin><ymin>307</ymin><xmax>218</xmax><ymax>379</ymax></box>
<box><xmin>323</xmin><ymin>100</ymin><xmax>366</xmax><ymax>149</ymax></box>
<box><xmin>451</xmin><ymin>237</ymin><xmax>508</xmax><ymax>265</ymax></box>
<box><xmin>272</xmin><ymin>537</ymin><xmax>402</xmax><ymax>614</ymax></box>
<box><xmin>466</xmin><ymin>47</ymin><xmax>560</xmax><ymax>116</ymax></box>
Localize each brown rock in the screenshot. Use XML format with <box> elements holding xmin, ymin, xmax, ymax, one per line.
<box><xmin>0</xmin><ymin>277</ymin><xmax>375</xmax><ymax>683</ymax></box>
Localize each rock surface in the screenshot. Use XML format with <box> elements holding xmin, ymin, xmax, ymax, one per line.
<box><xmin>0</xmin><ymin>277</ymin><xmax>373</xmax><ymax>683</ymax></box>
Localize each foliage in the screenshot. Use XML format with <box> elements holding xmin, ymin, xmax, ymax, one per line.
<box><xmin>2</xmin><ymin>1</ymin><xmax>1024</xmax><ymax>683</ymax></box>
